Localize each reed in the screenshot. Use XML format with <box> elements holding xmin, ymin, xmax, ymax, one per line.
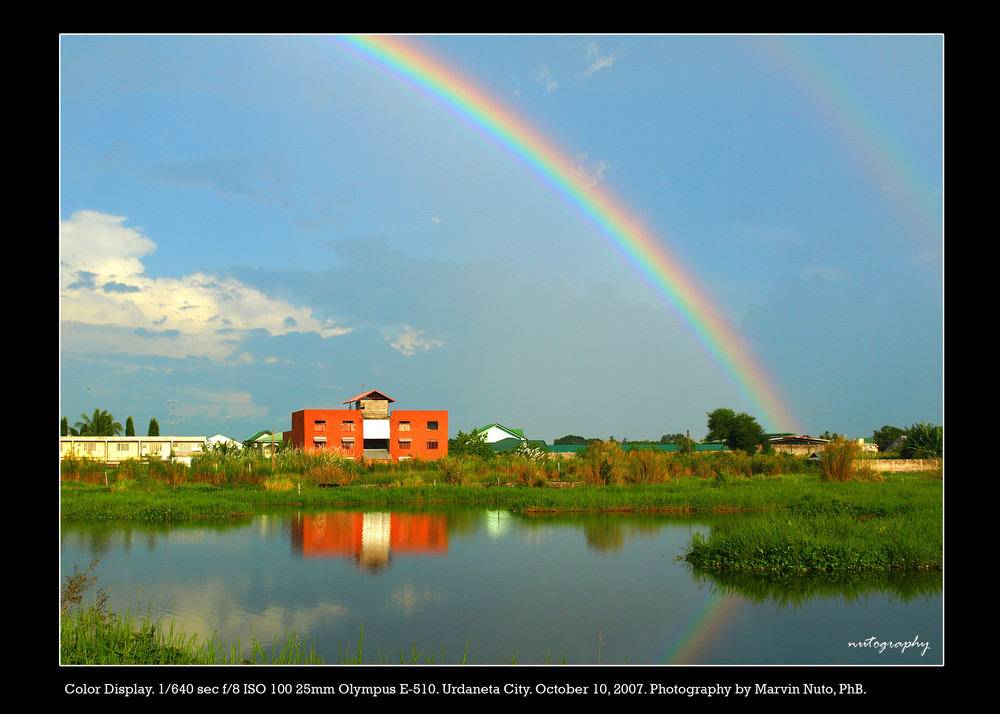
<box><xmin>61</xmin><ymin>445</ymin><xmax>829</xmax><ymax>491</ymax></box>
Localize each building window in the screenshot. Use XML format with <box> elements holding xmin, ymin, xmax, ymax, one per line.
<box><xmin>117</xmin><ymin>443</ymin><xmax>130</xmax><ymax>451</ymax></box>
<box><xmin>313</xmin><ymin>440</ymin><xmax>326</xmax><ymax>449</ymax></box>
<box><xmin>398</xmin><ymin>421</ymin><xmax>410</xmax><ymax>432</ymax></box>
<box><xmin>341</xmin><ymin>438</ymin><xmax>355</xmax><ymax>450</ymax></box>
<box><xmin>427</xmin><ymin>421</ymin><xmax>438</xmax><ymax>431</ymax></box>
<box><xmin>84</xmin><ymin>443</ymin><xmax>96</xmax><ymax>452</ymax></box>
<box><xmin>342</xmin><ymin>421</ymin><xmax>356</xmax><ymax>431</ymax></box>
<box><xmin>314</xmin><ymin>421</ymin><xmax>326</xmax><ymax>432</ymax></box>
<box><xmin>398</xmin><ymin>440</ymin><xmax>411</xmax><ymax>450</ymax></box>
<box><xmin>427</xmin><ymin>440</ymin><xmax>438</xmax><ymax>450</ymax></box>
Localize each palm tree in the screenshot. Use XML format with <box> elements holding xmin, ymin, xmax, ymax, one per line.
<box><xmin>74</xmin><ymin>409</ymin><xmax>123</xmax><ymax>437</ymax></box>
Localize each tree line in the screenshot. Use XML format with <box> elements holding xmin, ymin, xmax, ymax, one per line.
<box><xmin>526</xmin><ymin>409</ymin><xmax>943</xmax><ymax>458</ymax></box>
<box><xmin>61</xmin><ymin>409</ymin><xmax>160</xmax><ymax>437</ymax></box>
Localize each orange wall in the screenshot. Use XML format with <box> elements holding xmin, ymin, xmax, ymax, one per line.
<box><xmin>390</xmin><ymin>410</ymin><xmax>448</xmax><ymax>460</ymax></box>
<box><xmin>288</xmin><ymin>408</ymin><xmax>448</xmax><ymax>461</ymax></box>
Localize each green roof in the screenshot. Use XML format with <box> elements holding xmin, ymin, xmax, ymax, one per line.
<box><xmin>475</xmin><ymin>423</ymin><xmax>525</xmax><ymax>439</ymax></box>
<box><xmin>546</xmin><ymin>442</ymin><xmax>729</xmax><ymax>453</ymax></box>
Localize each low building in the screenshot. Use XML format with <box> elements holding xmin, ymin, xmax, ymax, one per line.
<box><xmin>769</xmin><ymin>435</ymin><xmax>830</xmax><ymax>456</ymax></box>
<box><xmin>285</xmin><ymin>390</ymin><xmax>448</xmax><ymax>462</ymax></box>
<box><xmin>59</xmin><ymin>435</ymin><xmax>207</xmax><ymax>465</ymax></box>
<box><xmin>206</xmin><ymin>434</ymin><xmax>243</xmax><ymax>451</ymax></box>
<box><xmin>249</xmin><ymin>432</ymin><xmax>284</xmax><ymax>457</ymax></box>
<box><xmin>546</xmin><ymin>442</ymin><xmax>729</xmax><ymax>458</ymax></box>
<box><xmin>474</xmin><ymin>423</ymin><xmax>527</xmax><ymax>444</ymax></box>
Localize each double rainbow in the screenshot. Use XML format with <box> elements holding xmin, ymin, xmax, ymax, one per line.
<box><xmin>330</xmin><ymin>34</ymin><xmax>798</xmax><ymax>433</ymax></box>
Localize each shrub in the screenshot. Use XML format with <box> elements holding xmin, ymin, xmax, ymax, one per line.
<box><xmin>626</xmin><ymin>448</ymin><xmax>670</xmax><ymax>484</ymax></box>
<box><xmin>435</xmin><ymin>457</ymin><xmax>468</xmax><ymax>485</ymax></box>
<box><xmin>901</xmin><ymin>423</ymin><xmax>943</xmax><ymax>458</ymax></box>
<box><xmin>820</xmin><ymin>438</ymin><xmax>861</xmax><ymax>482</ymax></box>
<box><xmin>578</xmin><ymin>441</ymin><xmax>627</xmax><ymax>486</ymax></box>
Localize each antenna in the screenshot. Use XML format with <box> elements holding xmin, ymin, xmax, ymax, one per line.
<box><xmin>167</xmin><ymin>399</ymin><xmax>178</xmax><ymax>439</ymax></box>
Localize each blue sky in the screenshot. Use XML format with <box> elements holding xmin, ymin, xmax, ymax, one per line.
<box><xmin>59</xmin><ymin>34</ymin><xmax>943</xmax><ymax>443</ymax></box>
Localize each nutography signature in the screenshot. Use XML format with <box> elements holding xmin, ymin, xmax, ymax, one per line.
<box><xmin>848</xmin><ymin>635</ymin><xmax>930</xmax><ymax>656</ymax></box>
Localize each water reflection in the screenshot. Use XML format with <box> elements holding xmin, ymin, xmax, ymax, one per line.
<box><xmin>685</xmin><ymin>564</ymin><xmax>942</xmax><ymax>607</ymax></box>
<box><xmin>290</xmin><ymin>511</ymin><xmax>449</xmax><ymax>570</ymax></box>
<box><xmin>60</xmin><ymin>507</ymin><xmax>943</xmax><ymax>664</ymax></box>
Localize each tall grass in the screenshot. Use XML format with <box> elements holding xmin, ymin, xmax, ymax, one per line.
<box><xmin>62</xmin><ymin>443</ymin><xmax>826</xmax><ymax>492</ymax></box>
<box><xmin>820</xmin><ymin>438</ymin><xmax>882</xmax><ymax>482</ymax></box>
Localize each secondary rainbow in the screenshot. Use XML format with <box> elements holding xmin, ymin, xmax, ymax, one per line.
<box><xmin>330</xmin><ymin>34</ymin><xmax>799</xmax><ymax>432</ymax></box>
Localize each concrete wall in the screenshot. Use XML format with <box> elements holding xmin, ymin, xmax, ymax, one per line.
<box><xmin>868</xmin><ymin>458</ymin><xmax>942</xmax><ymax>473</ymax></box>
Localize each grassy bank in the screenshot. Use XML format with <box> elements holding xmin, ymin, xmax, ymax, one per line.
<box><xmin>61</xmin><ymin>467</ymin><xmax>943</xmax><ymax>572</ymax></box>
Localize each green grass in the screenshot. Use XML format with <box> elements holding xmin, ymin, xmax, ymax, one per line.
<box><xmin>683</xmin><ymin>509</ymin><xmax>941</xmax><ymax>573</ymax></box>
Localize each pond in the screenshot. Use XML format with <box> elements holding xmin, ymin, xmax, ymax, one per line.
<box><xmin>60</xmin><ymin>508</ymin><xmax>942</xmax><ymax>665</ymax></box>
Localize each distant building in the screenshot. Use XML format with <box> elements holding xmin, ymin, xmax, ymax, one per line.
<box><xmin>250</xmin><ymin>432</ymin><xmax>284</xmax><ymax>457</ymax></box>
<box><xmin>59</xmin><ymin>435</ymin><xmax>206</xmax><ymax>465</ymax></box>
<box><xmin>886</xmin><ymin>434</ymin><xmax>907</xmax><ymax>452</ymax></box>
<box><xmin>545</xmin><ymin>442</ymin><xmax>729</xmax><ymax>458</ymax></box>
<box><xmin>285</xmin><ymin>390</ymin><xmax>448</xmax><ymax>462</ymax></box>
<box><xmin>206</xmin><ymin>434</ymin><xmax>243</xmax><ymax>451</ymax></box>
<box><xmin>474</xmin><ymin>423</ymin><xmax>527</xmax><ymax>444</ymax></box>
<box><xmin>769</xmin><ymin>435</ymin><xmax>830</xmax><ymax>456</ymax></box>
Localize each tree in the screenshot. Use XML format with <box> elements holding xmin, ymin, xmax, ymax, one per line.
<box><xmin>660</xmin><ymin>433</ymin><xmax>685</xmax><ymax>444</ymax></box>
<box><xmin>554</xmin><ymin>435</ymin><xmax>589</xmax><ymax>445</ymax></box>
<box><xmin>675</xmin><ymin>432</ymin><xmax>695</xmax><ymax>454</ymax></box>
<box><xmin>148</xmin><ymin>418</ymin><xmax>160</xmax><ymax>436</ymax></box>
<box><xmin>448</xmin><ymin>429</ymin><xmax>494</xmax><ymax>460</ymax></box>
<box><xmin>901</xmin><ymin>423</ymin><xmax>942</xmax><ymax>458</ymax></box>
<box><xmin>704</xmin><ymin>408</ymin><xmax>738</xmax><ymax>443</ymax></box>
<box><xmin>73</xmin><ymin>409</ymin><xmax>123</xmax><ymax>437</ymax></box>
<box><xmin>125</xmin><ymin>416</ymin><xmax>135</xmax><ymax>437</ymax></box>
<box><xmin>61</xmin><ymin>416</ymin><xmax>69</xmax><ymax>436</ymax></box>
<box><xmin>871</xmin><ymin>425</ymin><xmax>905</xmax><ymax>453</ymax></box>
<box><xmin>704</xmin><ymin>408</ymin><xmax>768</xmax><ymax>453</ymax></box>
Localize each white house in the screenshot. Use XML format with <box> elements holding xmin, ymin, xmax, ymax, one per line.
<box><xmin>206</xmin><ymin>434</ymin><xmax>243</xmax><ymax>451</ymax></box>
<box><xmin>473</xmin><ymin>423</ymin><xmax>527</xmax><ymax>444</ymax></box>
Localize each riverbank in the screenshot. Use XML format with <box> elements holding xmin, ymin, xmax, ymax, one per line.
<box><xmin>61</xmin><ymin>471</ymin><xmax>942</xmax><ymax>569</ymax></box>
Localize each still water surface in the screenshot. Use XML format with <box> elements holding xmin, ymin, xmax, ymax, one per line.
<box><xmin>60</xmin><ymin>508</ymin><xmax>942</xmax><ymax>665</ymax></box>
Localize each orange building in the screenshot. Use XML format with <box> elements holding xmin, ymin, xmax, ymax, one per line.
<box><xmin>285</xmin><ymin>389</ymin><xmax>448</xmax><ymax>462</ymax></box>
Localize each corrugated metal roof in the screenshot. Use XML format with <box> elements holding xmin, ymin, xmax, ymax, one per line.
<box><xmin>769</xmin><ymin>435</ymin><xmax>830</xmax><ymax>445</ymax></box>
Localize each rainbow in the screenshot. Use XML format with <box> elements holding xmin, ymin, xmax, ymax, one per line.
<box><xmin>658</xmin><ymin>594</ymin><xmax>743</xmax><ymax>664</ymax></box>
<box><xmin>328</xmin><ymin>34</ymin><xmax>799</xmax><ymax>433</ymax></box>
<box><xmin>756</xmin><ymin>36</ymin><xmax>942</xmax><ymax>245</ymax></box>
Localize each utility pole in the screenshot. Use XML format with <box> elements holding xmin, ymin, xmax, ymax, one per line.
<box><xmin>167</xmin><ymin>399</ymin><xmax>178</xmax><ymax>460</ymax></box>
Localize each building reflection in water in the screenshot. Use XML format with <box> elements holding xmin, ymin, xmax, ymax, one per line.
<box><xmin>290</xmin><ymin>511</ymin><xmax>449</xmax><ymax>571</ymax></box>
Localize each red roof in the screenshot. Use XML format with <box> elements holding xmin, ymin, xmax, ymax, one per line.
<box><xmin>343</xmin><ymin>389</ymin><xmax>395</xmax><ymax>404</ymax></box>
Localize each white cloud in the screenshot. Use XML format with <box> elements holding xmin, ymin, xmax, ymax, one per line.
<box><xmin>535</xmin><ymin>65</ymin><xmax>558</xmax><ymax>93</ymax></box>
<box><xmin>574</xmin><ymin>154</ymin><xmax>611</xmax><ymax>186</ymax></box>
<box><xmin>59</xmin><ymin>210</ymin><xmax>350</xmax><ymax>361</ymax></box>
<box><xmin>581</xmin><ymin>43</ymin><xmax>617</xmax><ymax>78</ymax></box>
<box><xmin>384</xmin><ymin>325</ymin><xmax>445</xmax><ymax>356</ymax></box>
